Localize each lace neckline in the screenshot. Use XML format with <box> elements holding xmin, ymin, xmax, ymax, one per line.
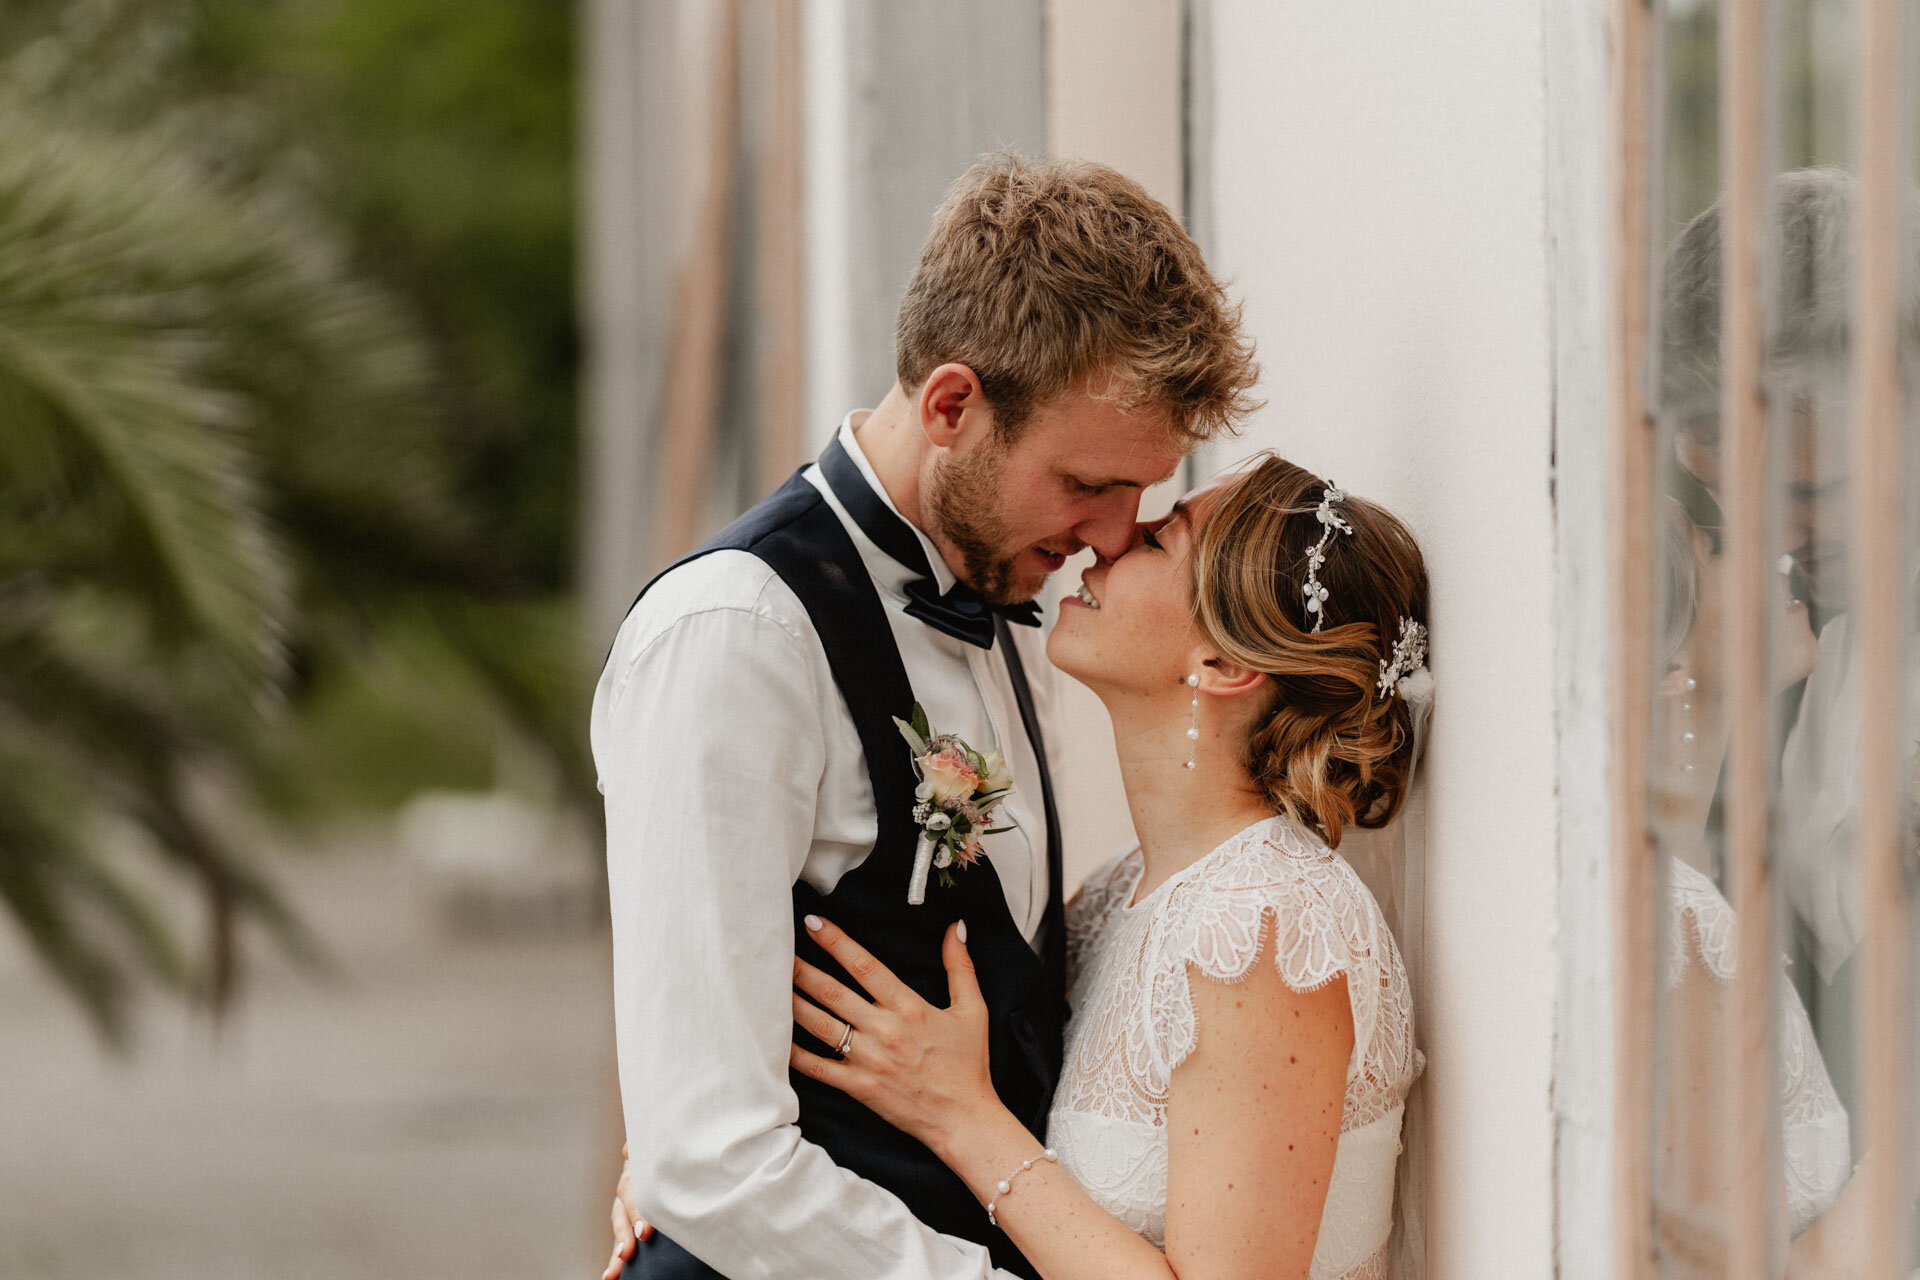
<box><xmin>1123</xmin><ymin>813</ymin><xmax>1292</xmax><ymax>911</ymax></box>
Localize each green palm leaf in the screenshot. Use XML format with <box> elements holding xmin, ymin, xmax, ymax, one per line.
<box><xmin>0</xmin><ymin>732</ymin><xmax>192</xmax><ymax>1043</ymax></box>
<box><xmin>0</xmin><ymin>2</ymin><xmax>586</xmax><ymax>1041</ymax></box>
<box><xmin>0</xmin><ymin>100</ymin><xmax>293</xmax><ymax>691</ymax></box>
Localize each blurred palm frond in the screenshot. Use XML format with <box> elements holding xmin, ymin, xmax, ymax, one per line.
<box><xmin>0</xmin><ymin>0</ymin><xmax>589</xmax><ymax>1045</ymax></box>
<box><xmin>0</xmin><ymin>86</ymin><xmax>427</xmax><ymax>1041</ymax></box>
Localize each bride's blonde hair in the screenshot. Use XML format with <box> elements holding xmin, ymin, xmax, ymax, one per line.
<box><xmin>1189</xmin><ymin>457</ymin><xmax>1430</xmax><ymax>846</ymax></box>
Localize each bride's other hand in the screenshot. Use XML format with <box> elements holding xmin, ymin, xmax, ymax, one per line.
<box><xmin>790</xmin><ymin>916</ymin><xmax>998</xmax><ymax>1155</ymax></box>
<box><xmin>601</xmin><ymin>1143</ymin><xmax>652</xmax><ymax>1280</ymax></box>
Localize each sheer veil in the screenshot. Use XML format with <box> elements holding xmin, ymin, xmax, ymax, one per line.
<box><xmin>1337</xmin><ymin>665</ymin><xmax>1433</xmax><ymax>1278</ymax></box>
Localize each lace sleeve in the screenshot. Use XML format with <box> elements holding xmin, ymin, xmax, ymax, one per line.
<box><xmin>1665</xmin><ymin>857</ymin><xmax>1737</xmax><ymax>988</ymax></box>
<box><xmin>1145</xmin><ymin>834</ymin><xmax>1394</xmax><ymax>1091</ymax></box>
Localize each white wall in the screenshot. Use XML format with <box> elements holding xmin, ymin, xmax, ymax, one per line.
<box><xmin>1046</xmin><ymin>0</ymin><xmax>1186</xmax><ymax>215</ymax></box>
<box><xmin>1205</xmin><ymin>3</ymin><xmax>1563</xmax><ymax>1274</ymax></box>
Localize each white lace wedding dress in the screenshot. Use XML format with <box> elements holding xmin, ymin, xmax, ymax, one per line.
<box><xmin>1047</xmin><ymin>815</ymin><xmax>1421</xmax><ymax>1278</ymax></box>
<box><xmin>1665</xmin><ymin>857</ymin><xmax>1852</xmax><ymax>1235</ymax></box>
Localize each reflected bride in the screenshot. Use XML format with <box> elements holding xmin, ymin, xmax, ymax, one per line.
<box><xmin>786</xmin><ymin>457</ymin><xmax>1430</xmax><ymax>1280</ymax></box>
<box><xmin>1652</xmin><ymin>500</ymin><xmax>1857</xmax><ymax>1267</ymax></box>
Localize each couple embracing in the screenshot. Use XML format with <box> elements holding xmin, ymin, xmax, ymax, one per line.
<box><xmin>594</xmin><ymin>155</ymin><xmax>1430</xmax><ymax>1280</ymax></box>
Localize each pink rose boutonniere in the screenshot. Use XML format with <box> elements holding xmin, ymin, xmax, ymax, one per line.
<box><xmin>893</xmin><ymin>702</ymin><xmax>1016</xmax><ymax>904</ymax></box>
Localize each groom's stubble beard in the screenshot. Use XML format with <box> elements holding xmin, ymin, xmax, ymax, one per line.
<box><xmin>926</xmin><ymin>438</ymin><xmax>1037</xmax><ymax>605</ymax></box>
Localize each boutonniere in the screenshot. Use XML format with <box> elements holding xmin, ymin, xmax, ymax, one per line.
<box><xmin>893</xmin><ymin>702</ymin><xmax>1016</xmax><ymax>905</ymax></box>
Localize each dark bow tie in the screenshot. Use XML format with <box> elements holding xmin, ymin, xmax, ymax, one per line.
<box><xmin>819</xmin><ymin>435</ymin><xmax>1043</xmax><ymax>650</ymax></box>
<box><xmin>902</xmin><ymin>578</ymin><xmax>1042</xmax><ymax>649</ymax></box>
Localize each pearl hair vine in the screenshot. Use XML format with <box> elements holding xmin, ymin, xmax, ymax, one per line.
<box><xmin>1376</xmin><ymin>617</ymin><xmax>1430</xmax><ymax>700</ymax></box>
<box><xmin>1299</xmin><ymin>481</ymin><xmax>1430</xmax><ymax>702</ymax></box>
<box><xmin>1302</xmin><ymin>482</ymin><xmax>1352</xmax><ymax>633</ymax></box>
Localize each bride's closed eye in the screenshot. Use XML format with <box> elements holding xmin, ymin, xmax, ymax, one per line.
<box><xmin>1141</xmin><ymin>526</ymin><xmax>1164</xmax><ymax>551</ymax></box>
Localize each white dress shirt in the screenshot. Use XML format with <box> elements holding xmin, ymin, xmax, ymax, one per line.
<box><xmin>592</xmin><ymin>414</ymin><xmax>1056</xmax><ymax>1279</ymax></box>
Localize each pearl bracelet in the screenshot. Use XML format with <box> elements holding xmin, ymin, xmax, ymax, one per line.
<box><xmin>986</xmin><ymin>1147</ymin><xmax>1056</xmax><ymax>1226</ymax></box>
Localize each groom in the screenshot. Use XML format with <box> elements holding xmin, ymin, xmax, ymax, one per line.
<box><xmin>596</xmin><ymin>154</ymin><xmax>1256</xmax><ymax>1280</ymax></box>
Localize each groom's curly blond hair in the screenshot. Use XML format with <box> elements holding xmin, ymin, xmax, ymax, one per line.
<box><xmin>895</xmin><ymin>154</ymin><xmax>1260</xmax><ymax>444</ymax></box>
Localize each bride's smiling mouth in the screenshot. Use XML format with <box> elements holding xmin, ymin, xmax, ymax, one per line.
<box><xmin>1063</xmin><ymin>578</ymin><xmax>1101</xmax><ymax>611</ymax></box>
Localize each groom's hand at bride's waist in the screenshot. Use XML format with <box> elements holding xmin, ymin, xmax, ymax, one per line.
<box><xmin>601</xmin><ymin>1143</ymin><xmax>651</xmax><ymax>1280</ymax></box>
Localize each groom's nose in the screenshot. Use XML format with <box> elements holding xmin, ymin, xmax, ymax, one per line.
<box><xmin>1074</xmin><ymin>498</ymin><xmax>1141</xmax><ymax>561</ymax></box>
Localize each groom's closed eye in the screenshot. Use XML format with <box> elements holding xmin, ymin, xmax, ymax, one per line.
<box><xmin>1068</xmin><ymin>472</ymin><xmax>1153</xmax><ymax>497</ymax></box>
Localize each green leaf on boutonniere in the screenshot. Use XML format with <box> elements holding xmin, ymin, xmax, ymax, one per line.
<box><xmin>975</xmin><ymin>788</ymin><xmax>1011</xmax><ymax>804</ymax></box>
<box><xmin>983</xmin><ymin>825</ymin><xmax>1016</xmax><ymax>835</ymax></box>
<box><xmin>893</xmin><ymin>712</ymin><xmax>929</xmax><ymax>758</ymax></box>
<box><xmin>911</xmin><ymin>703</ymin><xmax>931</xmax><ymax>744</ymax></box>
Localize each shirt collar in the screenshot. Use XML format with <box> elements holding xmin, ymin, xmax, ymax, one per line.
<box><xmin>826</xmin><ymin>413</ymin><xmax>957</xmax><ymax>596</ymax></box>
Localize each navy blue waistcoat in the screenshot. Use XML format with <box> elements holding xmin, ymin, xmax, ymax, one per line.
<box><xmin>619</xmin><ymin>469</ymin><xmax>1067</xmax><ymax>1280</ymax></box>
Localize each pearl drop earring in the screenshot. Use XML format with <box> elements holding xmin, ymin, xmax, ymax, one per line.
<box><xmin>1184</xmin><ymin>674</ymin><xmax>1200</xmax><ymax>770</ymax></box>
<box><xmin>1682</xmin><ymin>675</ymin><xmax>1697</xmax><ymax>774</ymax></box>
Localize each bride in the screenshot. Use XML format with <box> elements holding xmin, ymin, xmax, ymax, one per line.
<box><xmin>610</xmin><ymin>456</ymin><xmax>1430</xmax><ymax>1279</ymax></box>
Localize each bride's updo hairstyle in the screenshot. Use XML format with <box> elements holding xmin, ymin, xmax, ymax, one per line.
<box><xmin>1189</xmin><ymin>457</ymin><xmax>1430</xmax><ymax>847</ymax></box>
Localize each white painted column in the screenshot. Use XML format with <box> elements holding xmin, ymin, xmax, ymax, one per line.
<box><xmin>576</xmin><ymin>0</ymin><xmax>662</xmax><ymax>648</ymax></box>
<box><xmin>1545</xmin><ymin>1</ymin><xmax>1615</xmax><ymax>1275</ymax></box>
<box><xmin>1046</xmin><ymin>0</ymin><xmax>1186</xmax><ymax>213</ymax></box>
<box><xmin>801</xmin><ymin>0</ymin><xmax>855</xmax><ymax>453</ymax></box>
<box><xmin>1204</xmin><ymin>3</ymin><xmax>1570</xmax><ymax>1273</ymax></box>
<box><xmin>576</xmin><ymin>0</ymin><xmax>729</xmax><ymax>642</ymax></box>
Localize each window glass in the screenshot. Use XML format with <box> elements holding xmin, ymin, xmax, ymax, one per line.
<box><xmin>1643</xmin><ymin>0</ymin><xmax>1919</xmax><ymax>1270</ymax></box>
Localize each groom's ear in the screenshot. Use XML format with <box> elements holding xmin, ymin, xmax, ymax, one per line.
<box><xmin>917</xmin><ymin>364</ymin><xmax>988</xmax><ymax>447</ymax></box>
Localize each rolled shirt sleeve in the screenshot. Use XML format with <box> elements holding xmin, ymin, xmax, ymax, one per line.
<box><xmin>592</xmin><ymin>564</ymin><xmax>1014</xmax><ymax>1280</ymax></box>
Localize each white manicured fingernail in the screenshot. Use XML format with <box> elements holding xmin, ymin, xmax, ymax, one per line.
<box><xmin>957</xmin><ymin>920</ymin><xmax>968</xmax><ymax>944</ymax></box>
<box><xmin>804</xmin><ymin>914</ymin><xmax>823</xmax><ymax>932</ymax></box>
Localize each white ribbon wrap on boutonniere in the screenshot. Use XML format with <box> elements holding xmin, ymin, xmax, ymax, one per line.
<box><xmin>892</xmin><ymin>703</ymin><xmax>1016</xmax><ymax>905</ymax></box>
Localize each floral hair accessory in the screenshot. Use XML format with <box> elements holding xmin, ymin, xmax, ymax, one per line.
<box><xmin>1376</xmin><ymin>617</ymin><xmax>1430</xmax><ymax>699</ymax></box>
<box><xmin>893</xmin><ymin>703</ymin><xmax>1016</xmax><ymax>904</ymax></box>
<box><xmin>1303</xmin><ymin>482</ymin><xmax>1352</xmax><ymax>632</ymax></box>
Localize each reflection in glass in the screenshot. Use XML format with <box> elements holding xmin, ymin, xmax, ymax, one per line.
<box><xmin>1646</xmin><ymin>87</ymin><xmax>1920</xmax><ymax>1275</ymax></box>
